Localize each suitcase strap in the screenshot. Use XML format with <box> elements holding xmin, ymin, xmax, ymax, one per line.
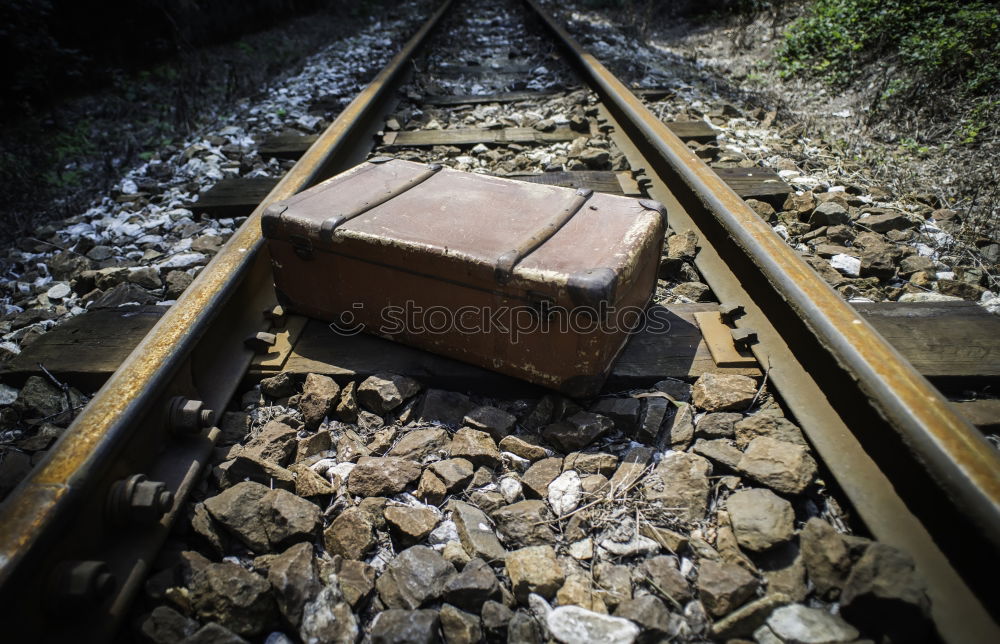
<box><xmin>494</xmin><ymin>188</ymin><xmax>594</xmax><ymax>283</ymax></box>
<box><xmin>320</xmin><ymin>162</ymin><xmax>443</xmax><ymax>240</ymax></box>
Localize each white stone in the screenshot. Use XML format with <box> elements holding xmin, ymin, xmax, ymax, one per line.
<box><xmin>753</xmin><ymin>625</ymin><xmax>784</xmax><ymax>644</ymax></box>
<box><xmin>568</xmin><ymin>538</ymin><xmax>593</xmax><ymax>561</ymax></box>
<box><xmin>598</xmin><ymin>535</ymin><xmax>660</xmax><ymax>557</ymax></box>
<box><xmin>547</xmin><ymin>470</ymin><xmax>582</xmax><ymax>517</ymax></box>
<box><xmin>829</xmin><ymin>253</ymin><xmax>861</xmax><ymax>277</ymax></box>
<box><xmin>503</xmin><ymin>451</ymin><xmax>531</xmax><ymax>472</ymax></box>
<box><xmin>898</xmin><ymin>292</ymin><xmax>962</xmax><ymax>303</ymax></box>
<box><xmin>500</xmin><ymin>476</ymin><xmax>523</xmax><ymax>504</ymax></box>
<box><xmin>156</xmin><ymin>252</ymin><xmax>207</xmax><ymax>270</ymax></box>
<box><xmin>547</xmin><ymin>606</ymin><xmax>640</xmax><ymax>644</ymax></box>
<box><xmin>0</xmin><ymin>383</ymin><xmax>19</xmax><ymax>406</ymax></box>
<box><xmin>46</xmin><ymin>283</ymin><xmax>71</xmax><ymax>300</ymax></box>
<box><xmin>766</xmin><ymin>604</ymin><xmax>860</xmax><ymax>644</ymax></box>
<box><xmin>308</xmin><ymin>458</ymin><xmax>337</xmax><ymax>476</ymax></box>
<box><xmin>427</xmin><ymin>520</ymin><xmax>460</xmax><ymax>546</ymax></box>
<box><xmin>980</xmin><ymin>291</ymin><xmax>1000</xmax><ymax>315</ymax></box>
<box><xmin>327</xmin><ymin>462</ymin><xmax>356</xmax><ymax>483</ymax></box>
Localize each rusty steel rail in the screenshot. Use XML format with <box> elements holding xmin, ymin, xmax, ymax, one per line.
<box><xmin>0</xmin><ymin>0</ymin><xmax>453</xmax><ymax>639</ymax></box>
<box><xmin>522</xmin><ymin>0</ymin><xmax>1000</xmax><ymax>640</ymax></box>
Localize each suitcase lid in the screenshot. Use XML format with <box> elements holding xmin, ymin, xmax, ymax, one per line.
<box><xmin>262</xmin><ymin>158</ymin><xmax>665</xmax><ymax>306</ymax></box>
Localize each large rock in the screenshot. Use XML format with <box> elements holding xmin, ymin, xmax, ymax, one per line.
<box><xmin>590</xmin><ymin>397</ymin><xmax>640</xmax><ymax>432</ymax></box>
<box><xmin>696</xmin><ymin>559</ymin><xmax>758</xmax><ymax>617</ymax></box>
<box><xmin>266</xmin><ymin>542</ymin><xmax>319</xmax><ymax>628</ymax></box>
<box><xmin>543</xmin><ymin>412</ymin><xmax>613</xmax><ymax>452</ymax></box>
<box><xmin>557</xmin><ymin>575</ymin><xmax>607</xmax><ymax>613</ymax></box>
<box><xmin>799</xmin><ymin>518</ymin><xmax>852</xmax><ymax>599</ymax></box>
<box><xmin>298</xmin><ymin>373</ymin><xmax>340</xmax><ymax>429</ymax></box>
<box><xmin>417</xmin><ymin>389</ymin><xmax>475</xmax><ymax>427</ymax></box>
<box><xmin>594</xmin><ymin>563</ymin><xmax>633</xmax><ymax>610</ymax></box>
<box><xmin>508</xmin><ymin>609</ymin><xmax>543</xmax><ymax>643</ymax></box>
<box><xmin>440</xmin><ymin>604</ymin><xmax>482</xmax><ymax>644</ymax></box>
<box><xmin>491</xmin><ymin>500</ymin><xmax>557</xmax><ymax>547</ymax></box>
<box><xmin>204</xmin><ymin>482</ymin><xmax>319</xmax><ymax>553</ymax></box>
<box><xmin>642</xmin><ymin>451</ymin><xmax>712</xmax><ymax>524</ymax></box>
<box><xmin>357</xmin><ymin>373</ymin><xmax>420</xmax><ymax>413</ymax></box>
<box><xmin>498</xmin><ymin>434</ymin><xmax>549</xmax><ymax>462</ymax></box>
<box><xmin>188</xmin><ymin>561</ymin><xmax>277</xmax><ymax>636</ymax></box>
<box><xmin>613</xmin><ymin>595</ymin><xmax>675</xmax><ymax>641</ymax></box>
<box><xmin>370</xmin><ymin>609</ymin><xmax>440</xmax><ymax>644</ymax></box>
<box><xmin>442</xmin><ymin>557</ymin><xmax>502</xmax><ymax>611</ymax></box>
<box><xmin>14</xmin><ymin>375</ymin><xmax>68</xmax><ymax>421</ymax></box>
<box><xmin>385</xmin><ymin>505</ymin><xmax>440</xmax><ymax>545</ymax></box>
<box><xmin>840</xmin><ymin>543</ymin><xmax>931</xmax><ymax>641</ymax></box>
<box><xmin>259</xmin><ymin>372</ymin><xmax>296</xmax><ymax>398</ymax></box>
<box><xmin>329</xmin><ymin>558</ymin><xmax>377</xmax><ymax>609</ymax></box>
<box><xmin>548</xmin><ymin>470</ymin><xmax>583</xmax><ymax>517</ymax></box>
<box><xmin>506</xmin><ymin>545</ymin><xmax>565</xmax><ymax>601</ymax></box>
<box><xmin>450</xmin><ymin>428</ymin><xmax>502</xmax><ymax>468</ymax></box>
<box><xmin>216</xmin><ymin>455</ymin><xmax>295</xmax><ymax>491</ymax></box>
<box><xmin>334</xmin><ymin>381</ymin><xmax>359</xmax><ymax>422</ymax></box>
<box><xmin>808</xmin><ymin>202</ymin><xmax>850</xmax><ymax>227</ymax></box>
<box><xmin>696</xmin><ymin>412</ymin><xmax>741</xmax><ymax>438</ymax></box>
<box><xmin>738</xmin><ymin>437</ymin><xmax>817</xmax><ymax>495</ymax></box>
<box><xmin>452</xmin><ymin>500</ymin><xmax>507</xmax><ymax>561</ymax></box>
<box><xmin>323</xmin><ymin>506</ymin><xmax>375</xmax><ymax>560</ymax></box>
<box><xmin>377</xmin><ymin>545</ymin><xmax>456</xmax><ymax>609</ymax></box>
<box><xmin>482</xmin><ymin>600</ymin><xmax>514</xmax><ymax>642</ymax></box>
<box><xmin>262</xmin><ymin>488</ymin><xmax>322</xmax><ymax>550</ymax></box>
<box><xmin>691</xmin><ymin>438</ymin><xmax>743</xmax><ymax>470</ymax></box>
<box><xmin>416</xmin><ymin>469</ymin><xmax>447</xmax><ymax>505</ymax></box>
<box><xmin>726</xmin><ymin>488</ymin><xmax>795</xmax><ymax>552</ymax></box>
<box><xmin>463</xmin><ymin>405</ymin><xmax>517</xmax><ymax>441</ymax></box>
<box><xmin>387</xmin><ymin>427</ymin><xmax>451</xmax><ymax>462</ymax></box>
<box><xmin>428</xmin><ymin>458</ymin><xmax>474</xmax><ymax>491</ymax></box>
<box><xmin>563</xmin><ymin>452</ymin><xmax>618</xmax><ymax>477</ymax></box>
<box><xmin>636</xmin><ymin>396</ymin><xmax>669</xmax><ymax>443</ymax></box>
<box><xmin>547</xmin><ymin>606</ymin><xmax>640</xmax><ymax>644</ymax></box>
<box><xmin>710</xmin><ymin>593</ymin><xmax>791</xmax><ymax>640</ymax></box>
<box><xmin>766</xmin><ymin>604</ymin><xmax>859</xmax><ymax>644</ymax></box>
<box><xmin>289</xmin><ymin>463</ymin><xmax>337</xmax><ymax>498</ymax></box>
<box><xmin>691</xmin><ymin>374</ymin><xmax>757</xmax><ymax>412</ymax></box>
<box><xmin>734</xmin><ymin>413</ymin><xmax>806</xmax><ymax>449</ymax></box>
<box><xmin>608</xmin><ymin>447</ymin><xmax>653</xmax><ymax>492</ymax></box>
<box><xmin>347</xmin><ymin>457</ymin><xmax>422</xmax><ymax>496</ymax></box>
<box><xmin>666</xmin><ymin>403</ymin><xmax>695</xmax><ymax>449</ymax></box>
<box><xmin>639</xmin><ymin>555</ymin><xmax>691</xmax><ymax>602</ymax></box>
<box><xmin>296</xmin><ymin>430</ymin><xmax>332</xmax><ymax>462</ymax></box>
<box><xmin>521</xmin><ymin>457</ymin><xmax>564</xmax><ymax>498</ymax></box>
<box><xmin>299</xmin><ymin>585</ymin><xmax>359</xmax><ymax>643</ymax></box>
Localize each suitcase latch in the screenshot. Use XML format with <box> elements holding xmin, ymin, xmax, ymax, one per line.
<box><xmin>290</xmin><ymin>235</ymin><xmax>313</xmax><ymax>260</ymax></box>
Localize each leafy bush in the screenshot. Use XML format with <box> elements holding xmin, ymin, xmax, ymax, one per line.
<box><xmin>779</xmin><ymin>0</ymin><xmax>1000</xmax><ymax>96</ymax></box>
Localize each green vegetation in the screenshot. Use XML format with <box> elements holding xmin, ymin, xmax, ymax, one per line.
<box><xmin>778</xmin><ymin>0</ymin><xmax>1000</xmax><ymax>141</ymax></box>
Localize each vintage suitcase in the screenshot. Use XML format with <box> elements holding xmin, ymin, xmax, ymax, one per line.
<box><xmin>262</xmin><ymin>157</ymin><xmax>666</xmax><ymax>397</ymax></box>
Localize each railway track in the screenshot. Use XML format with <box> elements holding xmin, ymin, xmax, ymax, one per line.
<box><xmin>0</xmin><ymin>0</ymin><xmax>997</xmax><ymax>641</ymax></box>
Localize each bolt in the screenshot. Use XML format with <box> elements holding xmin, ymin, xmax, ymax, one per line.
<box><xmin>168</xmin><ymin>396</ymin><xmax>215</xmax><ymax>435</ymax></box>
<box><xmin>731</xmin><ymin>327</ymin><xmax>758</xmax><ymax>350</ymax></box>
<box><xmin>49</xmin><ymin>560</ymin><xmax>116</xmax><ymax>608</ymax></box>
<box><xmin>107</xmin><ymin>474</ymin><xmax>174</xmax><ymax>525</ymax></box>
<box><xmin>719</xmin><ymin>302</ymin><xmax>745</xmax><ymax>324</ymax></box>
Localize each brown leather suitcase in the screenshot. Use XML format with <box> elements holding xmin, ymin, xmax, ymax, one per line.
<box><xmin>262</xmin><ymin>158</ymin><xmax>665</xmax><ymax>397</ymax></box>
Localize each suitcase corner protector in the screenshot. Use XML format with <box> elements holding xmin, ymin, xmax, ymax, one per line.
<box><xmin>567</xmin><ymin>267</ymin><xmax>617</xmax><ymax>308</ymax></box>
